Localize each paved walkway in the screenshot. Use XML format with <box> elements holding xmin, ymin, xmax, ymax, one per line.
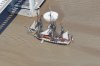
<box><xmin>19</xmin><ymin>0</ymin><xmax>45</xmax><ymax>17</ymax></box>
<box><xmin>0</xmin><ymin>0</ymin><xmax>11</xmax><ymax>13</ymax></box>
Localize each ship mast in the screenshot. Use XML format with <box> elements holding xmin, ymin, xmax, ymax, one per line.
<box><xmin>35</xmin><ymin>14</ymin><xmax>43</xmax><ymax>37</ymax></box>
<box><xmin>59</xmin><ymin>24</ymin><xmax>64</xmax><ymax>37</ymax></box>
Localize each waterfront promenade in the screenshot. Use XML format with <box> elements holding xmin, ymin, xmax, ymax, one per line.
<box><xmin>0</xmin><ymin>0</ymin><xmax>25</xmax><ymax>34</ymax></box>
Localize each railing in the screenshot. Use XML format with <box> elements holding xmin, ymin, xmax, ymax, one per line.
<box><xmin>0</xmin><ymin>0</ymin><xmax>12</xmax><ymax>13</ymax></box>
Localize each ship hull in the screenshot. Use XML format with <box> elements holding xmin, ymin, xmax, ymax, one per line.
<box><xmin>35</xmin><ymin>34</ymin><xmax>73</xmax><ymax>45</ymax></box>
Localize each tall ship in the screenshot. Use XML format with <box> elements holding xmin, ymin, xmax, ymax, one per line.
<box><xmin>26</xmin><ymin>9</ymin><xmax>73</xmax><ymax>45</ymax></box>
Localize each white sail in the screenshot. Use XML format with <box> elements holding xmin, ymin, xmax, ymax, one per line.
<box><xmin>30</xmin><ymin>21</ymin><xmax>37</xmax><ymax>30</ymax></box>
<box><xmin>41</xmin><ymin>29</ymin><xmax>52</xmax><ymax>35</ymax></box>
<box><xmin>43</xmin><ymin>11</ymin><xmax>58</xmax><ymax>22</ymax></box>
<box><xmin>62</xmin><ymin>31</ymin><xmax>69</xmax><ymax>40</ymax></box>
<box><xmin>48</xmin><ymin>24</ymin><xmax>51</xmax><ymax>29</ymax></box>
